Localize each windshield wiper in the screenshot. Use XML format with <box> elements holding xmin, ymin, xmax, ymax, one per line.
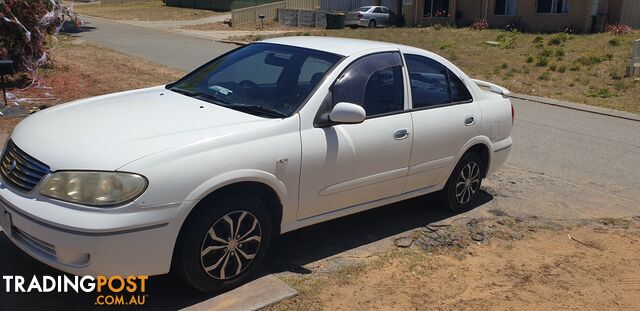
<box><xmin>229</xmin><ymin>104</ymin><xmax>287</xmax><ymax>118</ymax></box>
<box><xmin>171</xmin><ymin>87</ymin><xmax>232</xmax><ymax>106</ymax></box>
<box><xmin>171</xmin><ymin>87</ymin><xmax>286</xmax><ymax>118</ymax></box>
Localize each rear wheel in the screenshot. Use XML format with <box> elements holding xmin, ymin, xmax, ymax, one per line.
<box><xmin>174</xmin><ymin>194</ymin><xmax>272</xmax><ymax>292</ymax></box>
<box><xmin>368</xmin><ymin>19</ymin><xmax>377</xmax><ymax>28</ymax></box>
<box><xmin>441</xmin><ymin>152</ymin><xmax>484</xmax><ymax>212</ymax></box>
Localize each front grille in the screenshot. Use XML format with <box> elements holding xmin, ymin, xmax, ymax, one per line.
<box><xmin>13</xmin><ymin>226</ymin><xmax>57</xmax><ymax>259</ymax></box>
<box><xmin>0</xmin><ymin>140</ymin><xmax>50</xmax><ymax>192</ymax></box>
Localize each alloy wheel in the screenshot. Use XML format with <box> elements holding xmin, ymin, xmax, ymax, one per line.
<box><xmin>455</xmin><ymin>161</ymin><xmax>480</xmax><ymax>204</ymax></box>
<box><xmin>200</xmin><ymin>210</ymin><xmax>262</xmax><ymax>280</ymax></box>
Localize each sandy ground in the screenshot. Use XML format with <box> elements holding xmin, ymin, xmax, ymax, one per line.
<box><xmin>267</xmin><ymin>163</ymin><xmax>640</xmax><ymax>310</ymax></box>
<box><xmin>270</xmin><ymin>216</ymin><xmax>640</xmax><ymax>310</ymax></box>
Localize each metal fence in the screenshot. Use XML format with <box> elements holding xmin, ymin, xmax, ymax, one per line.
<box><xmin>285</xmin><ymin>0</ymin><xmax>319</xmax><ymax>10</ymax></box>
<box><xmin>231</xmin><ymin>1</ymin><xmax>286</xmax><ymax>25</ymax></box>
<box><xmin>319</xmin><ymin>0</ymin><xmax>397</xmax><ymax>13</ymax></box>
<box><xmin>629</xmin><ymin>40</ymin><xmax>640</xmax><ymax>77</ymax></box>
<box><xmin>278</xmin><ymin>8</ymin><xmax>328</xmax><ymax>27</ymax></box>
<box><xmin>620</xmin><ymin>0</ymin><xmax>640</xmax><ymax>28</ymax></box>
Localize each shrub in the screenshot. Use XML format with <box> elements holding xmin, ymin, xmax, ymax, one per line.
<box><xmin>505</xmin><ymin>28</ymin><xmax>519</xmax><ymax>49</ymax></box>
<box><xmin>532</xmin><ymin>36</ymin><xmax>544</xmax><ymax>43</ymax></box>
<box><xmin>608</xmin><ymin>38</ymin><xmax>621</xmax><ymax>46</ymax></box>
<box><xmin>557</xmin><ymin>65</ymin><xmax>567</xmax><ymax>73</ymax></box>
<box><xmin>526</xmin><ymin>55</ymin><xmax>535</xmax><ymax>63</ymax></box>
<box><xmin>569</xmin><ymin>64</ymin><xmax>581</xmax><ymax>71</ymax></box>
<box><xmin>540</xmin><ymin>49</ymin><xmax>554</xmax><ymax>57</ymax></box>
<box><xmin>555</xmin><ymin>49</ymin><xmax>565</xmax><ymax>58</ymax></box>
<box><xmin>586</xmin><ymin>88</ymin><xmax>615</xmax><ymax>98</ymax></box>
<box><xmin>471</xmin><ymin>18</ymin><xmax>489</xmax><ymax>30</ymax></box>
<box><xmin>574</xmin><ymin>55</ymin><xmax>602</xmax><ymax>66</ymax></box>
<box><xmin>0</xmin><ymin>0</ymin><xmax>80</xmax><ymax>76</ymax></box>
<box><xmin>604</xmin><ymin>24</ymin><xmax>633</xmax><ymax>35</ymax></box>
<box><xmin>538</xmin><ymin>71</ymin><xmax>551</xmax><ymax>81</ymax></box>
<box><xmin>536</xmin><ymin>55</ymin><xmax>550</xmax><ymax>67</ymax></box>
<box><xmin>549</xmin><ymin>64</ymin><xmax>557</xmax><ymax>71</ymax></box>
<box><xmin>548</xmin><ymin>33</ymin><xmax>569</xmax><ymax>46</ymax></box>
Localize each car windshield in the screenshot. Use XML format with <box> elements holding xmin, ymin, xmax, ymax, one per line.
<box><xmin>358</xmin><ymin>6</ymin><xmax>373</xmax><ymax>11</ymax></box>
<box><xmin>169</xmin><ymin>43</ymin><xmax>342</xmax><ymax>118</ymax></box>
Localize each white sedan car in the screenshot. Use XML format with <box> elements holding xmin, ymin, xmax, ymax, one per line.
<box><xmin>0</xmin><ymin>37</ymin><xmax>513</xmax><ymax>292</ymax></box>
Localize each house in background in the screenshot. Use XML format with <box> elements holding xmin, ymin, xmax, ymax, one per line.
<box><xmin>400</xmin><ymin>0</ymin><xmax>640</xmax><ymax>32</ymax></box>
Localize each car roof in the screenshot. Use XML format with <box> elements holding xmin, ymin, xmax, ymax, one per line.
<box><xmin>260</xmin><ymin>36</ymin><xmax>412</xmax><ymax>57</ymax></box>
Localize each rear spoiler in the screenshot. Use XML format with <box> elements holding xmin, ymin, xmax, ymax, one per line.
<box><xmin>472</xmin><ymin>79</ymin><xmax>510</xmax><ymax>97</ymax></box>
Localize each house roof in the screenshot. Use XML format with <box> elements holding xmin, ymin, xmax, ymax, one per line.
<box><xmin>260</xmin><ymin>36</ymin><xmax>412</xmax><ymax>56</ymax></box>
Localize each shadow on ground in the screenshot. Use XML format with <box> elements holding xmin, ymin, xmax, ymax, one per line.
<box><xmin>61</xmin><ymin>21</ymin><xmax>96</xmax><ymax>34</ymax></box>
<box><xmin>0</xmin><ymin>191</ymin><xmax>492</xmax><ymax>310</ymax></box>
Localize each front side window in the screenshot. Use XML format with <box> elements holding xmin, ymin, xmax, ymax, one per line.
<box><xmin>405</xmin><ymin>54</ymin><xmax>472</xmax><ymax>108</ymax></box>
<box><xmin>537</xmin><ymin>0</ymin><xmax>568</xmax><ymax>13</ymax></box>
<box><xmin>495</xmin><ymin>0</ymin><xmax>518</xmax><ymax>15</ymax></box>
<box><xmin>170</xmin><ymin>43</ymin><xmax>341</xmax><ymax>118</ymax></box>
<box><xmin>424</xmin><ymin>0</ymin><xmax>450</xmax><ymax>17</ymax></box>
<box><xmin>332</xmin><ymin>52</ymin><xmax>405</xmax><ymax>117</ymax></box>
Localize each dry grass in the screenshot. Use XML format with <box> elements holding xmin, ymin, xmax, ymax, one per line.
<box><xmin>72</xmin><ymin>0</ymin><xmax>219</xmax><ymax>21</ymax></box>
<box><xmin>1</xmin><ymin>37</ymin><xmax>184</xmax><ymax>134</ymax></box>
<box><xmin>231</xmin><ymin>27</ymin><xmax>640</xmax><ymax>114</ymax></box>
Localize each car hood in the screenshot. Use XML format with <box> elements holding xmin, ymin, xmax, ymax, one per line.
<box><xmin>10</xmin><ymin>86</ymin><xmax>276</xmax><ymax>171</ymax></box>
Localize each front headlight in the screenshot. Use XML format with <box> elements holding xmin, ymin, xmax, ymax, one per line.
<box><xmin>40</xmin><ymin>172</ymin><xmax>147</xmax><ymax>207</ymax></box>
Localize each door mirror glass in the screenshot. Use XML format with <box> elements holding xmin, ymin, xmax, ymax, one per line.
<box><xmin>329</xmin><ymin>102</ymin><xmax>366</xmax><ymax>124</ymax></box>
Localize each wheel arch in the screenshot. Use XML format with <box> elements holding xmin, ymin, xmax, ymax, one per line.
<box><xmin>171</xmin><ymin>173</ymin><xmax>285</xmax><ymax>272</ymax></box>
<box><xmin>456</xmin><ymin>137</ymin><xmax>492</xmax><ymax>179</ymax></box>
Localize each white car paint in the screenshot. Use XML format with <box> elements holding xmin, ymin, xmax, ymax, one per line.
<box><xmin>0</xmin><ymin>37</ymin><xmax>512</xmax><ymax>277</ymax></box>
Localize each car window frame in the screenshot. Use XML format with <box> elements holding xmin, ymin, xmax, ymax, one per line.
<box><xmin>167</xmin><ymin>42</ymin><xmax>345</xmax><ymax>118</ymax></box>
<box><xmin>328</xmin><ymin>51</ymin><xmax>409</xmax><ymax>120</ymax></box>
<box><xmin>403</xmin><ymin>53</ymin><xmax>474</xmax><ymax>112</ymax></box>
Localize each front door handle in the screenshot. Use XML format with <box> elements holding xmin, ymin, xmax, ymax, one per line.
<box><xmin>464</xmin><ymin>116</ymin><xmax>476</xmax><ymax>126</ymax></box>
<box><xmin>394</xmin><ymin>128</ymin><xmax>410</xmax><ymax>140</ymax></box>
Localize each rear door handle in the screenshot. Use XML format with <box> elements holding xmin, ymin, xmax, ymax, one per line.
<box><xmin>464</xmin><ymin>116</ymin><xmax>476</xmax><ymax>126</ymax></box>
<box><xmin>394</xmin><ymin>128</ymin><xmax>410</xmax><ymax>140</ymax></box>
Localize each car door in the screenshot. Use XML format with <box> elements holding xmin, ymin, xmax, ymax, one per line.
<box><xmin>402</xmin><ymin>53</ymin><xmax>481</xmax><ymax>193</ymax></box>
<box><xmin>372</xmin><ymin>7</ymin><xmax>387</xmax><ymax>25</ymax></box>
<box><xmin>298</xmin><ymin>52</ymin><xmax>412</xmax><ymax>219</ymax></box>
<box><xmin>382</xmin><ymin>8</ymin><xmax>393</xmax><ymax>25</ymax></box>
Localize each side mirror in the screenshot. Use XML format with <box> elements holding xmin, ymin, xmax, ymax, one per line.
<box><xmin>329</xmin><ymin>102</ymin><xmax>366</xmax><ymax>124</ymax></box>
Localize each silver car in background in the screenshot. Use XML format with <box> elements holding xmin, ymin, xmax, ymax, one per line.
<box><xmin>344</xmin><ymin>6</ymin><xmax>397</xmax><ymax>28</ymax></box>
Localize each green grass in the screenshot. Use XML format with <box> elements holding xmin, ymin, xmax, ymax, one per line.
<box><xmin>231</xmin><ymin>27</ymin><xmax>640</xmax><ymax>114</ymax></box>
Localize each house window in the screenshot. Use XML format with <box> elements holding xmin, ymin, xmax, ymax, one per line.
<box><xmin>495</xmin><ymin>0</ymin><xmax>518</xmax><ymax>16</ymax></box>
<box><xmin>537</xmin><ymin>0</ymin><xmax>568</xmax><ymax>14</ymax></box>
<box><xmin>424</xmin><ymin>0</ymin><xmax>450</xmax><ymax>17</ymax></box>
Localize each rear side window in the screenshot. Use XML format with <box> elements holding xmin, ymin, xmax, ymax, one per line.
<box><xmin>332</xmin><ymin>52</ymin><xmax>405</xmax><ymax>117</ymax></box>
<box><xmin>405</xmin><ymin>54</ymin><xmax>472</xmax><ymax>108</ymax></box>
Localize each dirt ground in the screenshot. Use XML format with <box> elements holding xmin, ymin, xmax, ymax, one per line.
<box><xmin>1</xmin><ymin>37</ymin><xmax>183</xmax><ymax>134</ymax></box>
<box><xmin>270</xmin><ymin>215</ymin><xmax>640</xmax><ymax>310</ymax></box>
<box><xmin>266</xmin><ymin>162</ymin><xmax>640</xmax><ymax>310</ymax></box>
<box><xmin>71</xmin><ymin>0</ymin><xmax>220</xmax><ymax>21</ymax></box>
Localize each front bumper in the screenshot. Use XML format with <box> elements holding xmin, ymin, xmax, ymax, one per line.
<box><xmin>0</xmin><ymin>184</ymin><xmax>184</xmax><ymax>277</ymax></box>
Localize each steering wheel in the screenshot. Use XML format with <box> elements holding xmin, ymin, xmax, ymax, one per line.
<box><xmin>238</xmin><ymin>80</ymin><xmax>261</xmax><ymax>98</ymax></box>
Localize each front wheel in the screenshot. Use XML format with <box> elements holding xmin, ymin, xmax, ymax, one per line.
<box><xmin>174</xmin><ymin>194</ymin><xmax>272</xmax><ymax>292</ymax></box>
<box><xmin>441</xmin><ymin>152</ymin><xmax>484</xmax><ymax>212</ymax></box>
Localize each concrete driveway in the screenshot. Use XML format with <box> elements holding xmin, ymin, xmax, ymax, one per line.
<box><xmin>1</xmin><ymin>17</ymin><xmax>639</xmax><ymax>310</ymax></box>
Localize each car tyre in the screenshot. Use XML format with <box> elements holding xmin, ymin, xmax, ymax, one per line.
<box><xmin>174</xmin><ymin>194</ymin><xmax>272</xmax><ymax>293</ymax></box>
<box><xmin>441</xmin><ymin>152</ymin><xmax>484</xmax><ymax>212</ymax></box>
<box><xmin>368</xmin><ymin>19</ymin><xmax>377</xmax><ymax>28</ymax></box>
